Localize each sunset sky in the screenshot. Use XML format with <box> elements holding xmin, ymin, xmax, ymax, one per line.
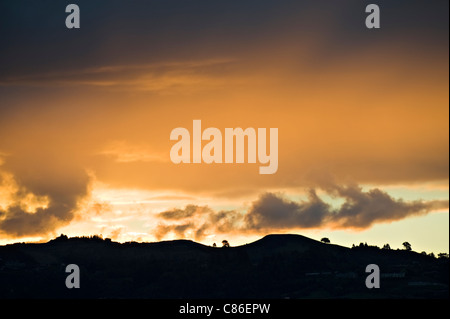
<box><xmin>0</xmin><ymin>1</ymin><xmax>448</xmax><ymax>253</ymax></box>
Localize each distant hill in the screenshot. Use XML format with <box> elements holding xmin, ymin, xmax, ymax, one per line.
<box><xmin>0</xmin><ymin>234</ymin><xmax>448</xmax><ymax>299</ymax></box>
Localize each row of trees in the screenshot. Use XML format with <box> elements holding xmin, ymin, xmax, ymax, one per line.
<box><xmin>212</xmin><ymin>240</ymin><xmax>230</xmax><ymax>248</ymax></box>
<box><xmin>321</xmin><ymin>237</ymin><xmax>413</xmax><ymax>251</ymax></box>
<box><xmin>322</xmin><ymin>237</ymin><xmax>448</xmax><ymax>259</ymax></box>
<box><xmin>53</xmin><ymin>234</ymin><xmax>448</xmax><ymax>258</ymax></box>
<box><xmin>351</xmin><ymin>241</ymin><xmax>412</xmax><ymax>250</ymax></box>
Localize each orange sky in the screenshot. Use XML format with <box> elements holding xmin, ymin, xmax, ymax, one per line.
<box><xmin>0</xmin><ymin>1</ymin><xmax>448</xmax><ymax>252</ymax></box>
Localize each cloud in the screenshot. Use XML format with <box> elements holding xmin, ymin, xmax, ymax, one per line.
<box><xmin>0</xmin><ymin>1</ymin><xmax>447</xmax><ymax>197</ymax></box>
<box><xmin>0</xmin><ymin>59</ymin><xmax>236</xmax><ymax>95</ymax></box>
<box><xmin>154</xmin><ymin>183</ymin><xmax>449</xmax><ymax>240</ymax></box>
<box><xmin>244</xmin><ymin>190</ymin><xmax>331</xmax><ymax>230</ymax></box>
<box><xmin>246</xmin><ymin>185</ymin><xmax>449</xmax><ymax>230</ymax></box>
<box><xmin>155</xmin><ymin>205</ymin><xmax>242</xmax><ymax>240</ymax></box>
<box><xmin>99</xmin><ymin>140</ymin><xmax>167</xmax><ymax>163</ymax></box>
<box><xmin>158</xmin><ymin>205</ymin><xmax>210</xmax><ymax>220</ymax></box>
<box><xmin>98</xmin><ymin>225</ymin><xmax>124</xmax><ymax>241</ymax></box>
<box><xmin>0</xmin><ymin>161</ymin><xmax>91</xmax><ymax>238</ymax></box>
<box><xmin>322</xmin><ymin>183</ymin><xmax>449</xmax><ymax>229</ymax></box>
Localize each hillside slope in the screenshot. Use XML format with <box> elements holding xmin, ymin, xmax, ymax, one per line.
<box><xmin>0</xmin><ymin>234</ymin><xmax>447</xmax><ymax>298</ymax></box>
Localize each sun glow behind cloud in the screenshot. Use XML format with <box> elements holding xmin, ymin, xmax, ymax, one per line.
<box><xmin>0</xmin><ymin>1</ymin><xmax>448</xmax><ymax>253</ymax></box>
<box><xmin>34</xmin><ymin>179</ymin><xmax>445</xmax><ymax>252</ymax></box>
<box><xmin>0</xmin><ymin>170</ymin><xmax>447</xmax><ymax>253</ymax></box>
<box><xmin>0</xmin><ymin>172</ymin><xmax>50</xmax><ymax>214</ymax></box>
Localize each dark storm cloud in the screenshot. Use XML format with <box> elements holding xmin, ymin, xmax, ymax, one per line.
<box><xmin>245</xmin><ymin>185</ymin><xmax>449</xmax><ymax>230</ymax></box>
<box><xmin>244</xmin><ymin>191</ymin><xmax>331</xmax><ymax>229</ymax></box>
<box><xmin>155</xmin><ymin>183</ymin><xmax>449</xmax><ymax>239</ymax></box>
<box><xmin>0</xmin><ymin>0</ymin><xmax>285</xmax><ymax>80</ymax></box>
<box><xmin>0</xmin><ymin>0</ymin><xmax>447</xmax><ymax>84</ymax></box>
<box><xmin>322</xmin><ymin>184</ymin><xmax>419</xmax><ymax>228</ymax></box>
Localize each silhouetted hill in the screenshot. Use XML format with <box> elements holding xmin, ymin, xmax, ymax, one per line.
<box><xmin>0</xmin><ymin>234</ymin><xmax>448</xmax><ymax>299</ymax></box>
<box><xmin>246</xmin><ymin>234</ymin><xmax>325</xmax><ymax>250</ymax></box>
<box><xmin>243</xmin><ymin>234</ymin><xmax>348</xmax><ymax>256</ymax></box>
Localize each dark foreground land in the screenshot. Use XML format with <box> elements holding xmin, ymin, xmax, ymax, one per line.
<box><xmin>0</xmin><ymin>234</ymin><xmax>448</xmax><ymax>299</ymax></box>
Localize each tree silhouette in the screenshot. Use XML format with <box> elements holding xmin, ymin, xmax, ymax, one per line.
<box><xmin>55</xmin><ymin>234</ymin><xmax>68</xmax><ymax>241</ymax></box>
<box><xmin>222</xmin><ymin>240</ymin><xmax>230</xmax><ymax>248</ymax></box>
<box><xmin>382</xmin><ymin>244</ymin><xmax>391</xmax><ymax>250</ymax></box>
<box><xmin>321</xmin><ymin>238</ymin><xmax>330</xmax><ymax>244</ymax></box>
<box><xmin>402</xmin><ymin>242</ymin><xmax>412</xmax><ymax>251</ymax></box>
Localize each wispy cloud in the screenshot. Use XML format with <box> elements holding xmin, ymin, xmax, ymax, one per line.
<box><xmin>0</xmin><ymin>59</ymin><xmax>237</xmax><ymax>93</ymax></box>
<box><xmin>98</xmin><ymin>140</ymin><xmax>168</xmax><ymax>163</ymax></box>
